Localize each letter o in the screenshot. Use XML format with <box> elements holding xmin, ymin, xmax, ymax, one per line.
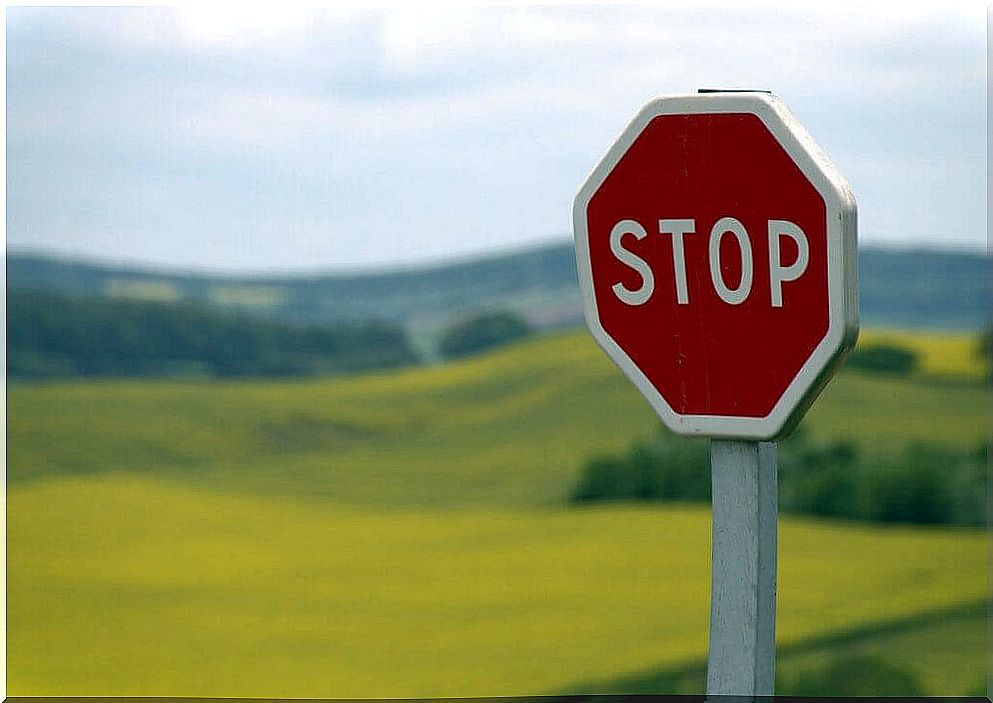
<box><xmin>709</xmin><ymin>217</ymin><xmax>753</xmax><ymax>305</ymax></box>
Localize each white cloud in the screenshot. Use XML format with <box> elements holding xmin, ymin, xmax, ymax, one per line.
<box><xmin>180</xmin><ymin>6</ymin><xmax>314</xmax><ymax>44</ymax></box>
<box><xmin>6</xmin><ymin>4</ymin><xmax>986</xmax><ymax>270</ymax></box>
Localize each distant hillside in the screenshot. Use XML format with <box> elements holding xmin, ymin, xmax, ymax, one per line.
<box><xmin>857</xmin><ymin>247</ymin><xmax>988</xmax><ymax>330</ymax></box>
<box><xmin>7</xmin><ymin>243</ymin><xmax>581</xmax><ymax>324</ymax></box>
<box><xmin>7</xmin><ymin>244</ymin><xmax>989</xmax><ymax>348</ymax></box>
<box><xmin>7</xmin><ymin>288</ymin><xmax>416</xmax><ymax>380</ymax></box>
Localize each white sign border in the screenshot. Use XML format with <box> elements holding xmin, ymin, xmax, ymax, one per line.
<box><xmin>573</xmin><ymin>92</ymin><xmax>858</xmax><ymax>440</ymax></box>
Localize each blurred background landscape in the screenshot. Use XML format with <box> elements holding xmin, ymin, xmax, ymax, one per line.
<box><xmin>5</xmin><ymin>3</ymin><xmax>989</xmax><ymax>698</ymax></box>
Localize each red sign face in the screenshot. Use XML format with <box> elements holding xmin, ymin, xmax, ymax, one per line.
<box><xmin>574</xmin><ymin>94</ymin><xmax>857</xmax><ymax>439</ymax></box>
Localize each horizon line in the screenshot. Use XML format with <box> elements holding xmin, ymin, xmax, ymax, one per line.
<box><xmin>6</xmin><ymin>236</ymin><xmax>989</xmax><ymax>280</ymax></box>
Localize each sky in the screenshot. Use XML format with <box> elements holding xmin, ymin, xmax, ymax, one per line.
<box><xmin>5</xmin><ymin>3</ymin><xmax>988</xmax><ymax>272</ymax></box>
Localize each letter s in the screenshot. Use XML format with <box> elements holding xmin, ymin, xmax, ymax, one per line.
<box><xmin>610</xmin><ymin>219</ymin><xmax>654</xmax><ymax>306</ymax></box>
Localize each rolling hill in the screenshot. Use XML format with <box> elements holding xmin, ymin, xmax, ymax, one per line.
<box><xmin>8</xmin><ymin>329</ymin><xmax>988</xmax><ymax>499</ymax></box>
<box><xmin>7</xmin><ymin>238</ymin><xmax>990</xmax><ymax>701</ymax></box>
<box><xmin>6</xmin><ymin>329</ymin><xmax>989</xmax><ymax>696</ymax></box>
<box><xmin>8</xmin><ymin>243</ymin><xmax>989</xmax><ymax>354</ymax></box>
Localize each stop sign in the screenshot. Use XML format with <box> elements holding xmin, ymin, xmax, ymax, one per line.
<box><xmin>574</xmin><ymin>93</ymin><xmax>857</xmax><ymax>440</ymax></box>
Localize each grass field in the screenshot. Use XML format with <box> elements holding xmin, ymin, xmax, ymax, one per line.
<box><xmin>575</xmin><ymin>600</ymin><xmax>988</xmax><ymax>696</ymax></box>
<box><xmin>8</xmin><ymin>329</ymin><xmax>989</xmax><ymax>504</ymax></box>
<box><xmin>857</xmin><ymin>327</ymin><xmax>988</xmax><ymax>382</ymax></box>
<box><xmin>7</xmin><ymin>475</ymin><xmax>986</xmax><ymax>697</ymax></box>
<box><xmin>6</xmin><ymin>327</ymin><xmax>990</xmax><ymax>696</ymax></box>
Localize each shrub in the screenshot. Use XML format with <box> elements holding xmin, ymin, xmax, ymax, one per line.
<box><xmin>571</xmin><ymin>455</ymin><xmax>635</xmax><ymax>503</ymax></box>
<box><xmin>978</xmin><ymin>328</ymin><xmax>991</xmax><ymax>381</ymax></box>
<box><xmin>438</xmin><ymin>310</ymin><xmax>532</xmax><ymax>359</ymax></box>
<box><xmin>570</xmin><ymin>432</ymin><xmax>709</xmax><ymax>504</ymax></box>
<box><xmin>572</xmin><ymin>426</ymin><xmax>984</xmax><ymax>526</ymax></box>
<box><xmin>779</xmin><ymin>436</ymin><xmax>860</xmax><ymax>518</ymax></box>
<box><xmin>846</xmin><ymin>343</ymin><xmax>919</xmax><ymax>375</ymax></box>
<box><xmin>862</xmin><ymin>442</ymin><xmax>985</xmax><ymax>525</ymax></box>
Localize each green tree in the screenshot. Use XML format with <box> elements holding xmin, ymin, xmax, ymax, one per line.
<box><xmin>7</xmin><ymin>288</ymin><xmax>417</xmax><ymax>380</ymax></box>
<box><xmin>978</xmin><ymin>327</ymin><xmax>991</xmax><ymax>380</ymax></box>
<box><xmin>778</xmin><ymin>435</ymin><xmax>859</xmax><ymax>518</ymax></box>
<box><xmin>570</xmin><ymin>430</ymin><xmax>709</xmax><ymax>504</ymax></box>
<box><xmin>572</xmin><ymin>425</ymin><xmax>984</xmax><ymax>526</ymax></box>
<box><xmin>846</xmin><ymin>343</ymin><xmax>919</xmax><ymax>375</ymax></box>
<box><xmin>438</xmin><ymin>310</ymin><xmax>532</xmax><ymax>359</ymax></box>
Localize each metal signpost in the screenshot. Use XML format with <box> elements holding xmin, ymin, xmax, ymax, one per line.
<box><xmin>573</xmin><ymin>91</ymin><xmax>858</xmax><ymax>696</ymax></box>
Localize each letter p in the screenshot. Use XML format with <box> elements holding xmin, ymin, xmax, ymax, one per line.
<box><xmin>768</xmin><ymin>220</ymin><xmax>809</xmax><ymax>308</ymax></box>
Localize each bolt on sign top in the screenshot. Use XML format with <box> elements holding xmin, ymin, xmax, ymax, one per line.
<box><xmin>574</xmin><ymin>92</ymin><xmax>858</xmax><ymax>440</ymax></box>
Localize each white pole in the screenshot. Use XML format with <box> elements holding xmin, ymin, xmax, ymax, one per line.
<box><xmin>706</xmin><ymin>439</ymin><xmax>778</xmax><ymax>696</ymax></box>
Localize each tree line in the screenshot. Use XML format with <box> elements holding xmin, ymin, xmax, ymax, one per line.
<box><xmin>571</xmin><ymin>426</ymin><xmax>986</xmax><ymax>527</ymax></box>
<box><xmin>7</xmin><ymin>288</ymin><xmax>417</xmax><ymax>380</ymax></box>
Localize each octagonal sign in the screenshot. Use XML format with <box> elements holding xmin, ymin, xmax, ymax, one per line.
<box><xmin>574</xmin><ymin>93</ymin><xmax>857</xmax><ymax>440</ymax></box>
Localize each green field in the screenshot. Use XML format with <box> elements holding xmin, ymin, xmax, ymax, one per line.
<box><xmin>8</xmin><ymin>476</ymin><xmax>987</xmax><ymax>697</ymax></box>
<box><xmin>575</xmin><ymin>599</ymin><xmax>988</xmax><ymax>695</ymax></box>
<box><xmin>9</xmin><ymin>329</ymin><xmax>988</xmax><ymax>502</ymax></box>
<box><xmin>7</xmin><ymin>328</ymin><xmax>990</xmax><ymax>696</ymax></box>
<box><xmin>857</xmin><ymin>327</ymin><xmax>988</xmax><ymax>382</ymax></box>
